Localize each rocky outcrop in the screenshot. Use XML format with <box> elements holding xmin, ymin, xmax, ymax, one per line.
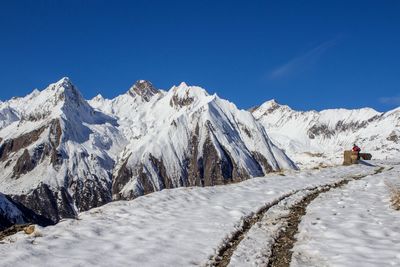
<box><xmin>0</xmin><ymin>125</ymin><xmax>47</xmax><ymax>162</ymax></box>
<box><xmin>11</xmin><ymin>183</ymin><xmax>76</xmax><ymax>224</ymax></box>
<box><xmin>112</xmin><ymin>156</ymin><xmax>133</xmax><ymax>199</ymax></box>
<box><xmin>128</xmin><ymin>80</ymin><xmax>159</xmax><ymax>102</ymax></box>
<box><xmin>112</xmin><ymin>124</ymin><xmax>278</xmax><ymax>200</ymax></box>
<box><xmin>0</xmin><ymin>192</ymin><xmax>53</xmax><ymax>231</ymax></box>
<box><xmin>387</xmin><ymin>131</ymin><xmax>399</xmax><ymax>143</ymax></box>
<box><xmin>251</xmin><ymin>151</ymin><xmax>274</xmax><ymax>173</ymax></box>
<box><xmin>12</xmin><ymin>149</ymin><xmax>36</xmax><ymax>178</ymax></box>
<box><xmin>70</xmin><ymin>174</ymin><xmax>112</xmax><ymax>212</ymax></box>
<box><xmin>170</xmin><ymin>94</ymin><xmax>195</xmax><ymax>108</ymax></box>
<box><xmin>307</xmin><ymin>124</ymin><xmax>335</xmax><ymax>139</ymax></box>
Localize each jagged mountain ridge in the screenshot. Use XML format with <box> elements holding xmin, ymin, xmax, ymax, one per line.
<box><xmin>0</xmin><ymin>78</ymin><xmax>296</xmax><ymax>224</ymax></box>
<box><xmin>90</xmin><ymin>81</ymin><xmax>296</xmax><ymax>200</ymax></box>
<box><xmin>252</xmin><ymin>100</ymin><xmax>400</xmax><ymax>168</ymax></box>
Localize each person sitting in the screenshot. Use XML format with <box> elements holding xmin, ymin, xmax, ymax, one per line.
<box><xmin>352</xmin><ymin>144</ymin><xmax>361</xmax><ymax>160</ymax></box>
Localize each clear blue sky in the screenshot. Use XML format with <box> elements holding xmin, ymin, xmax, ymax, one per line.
<box><xmin>1</xmin><ymin>0</ymin><xmax>399</xmax><ymax>111</ymax></box>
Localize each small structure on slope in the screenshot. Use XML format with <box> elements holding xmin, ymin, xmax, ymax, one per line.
<box><xmin>343</xmin><ymin>150</ymin><xmax>372</xmax><ymax>165</ymax></box>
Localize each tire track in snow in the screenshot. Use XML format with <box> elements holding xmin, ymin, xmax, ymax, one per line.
<box><xmin>267</xmin><ymin>166</ymin><xmax>385</xmax><ymax>267</ymax></box>
<box><xmin>207</xmin><ymin>166</ymin><xmax>385</xmax><ymax>267</ymax></box>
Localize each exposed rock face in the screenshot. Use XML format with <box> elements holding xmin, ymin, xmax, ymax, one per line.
<box><xmin>70</xmin><ymin>173</ymin><xmax>112</xmax><ymax>212</ymax></box>
<box><xmin>109</xmin><ymin>83</ymin><xmax>296</xmax><ymax>200</ymax></box>
<box><xmin>128</xmin><ymin>80</ymin><xmax>159</xmax><ymax>102</ymax></box>
<box><xmin>112</xmin><ymin>131</ymin><xmax>257</xmax><ymax>200</ymax></box>
<box><xmin>308</xmin><ymin>124</ymin><xmax>335</xmax><ymax>139</ymax></box>
<box><xmin>201</xmin><ymin>136</ymin><xmax>235</xmax><ymax>186</ymax></box>
<box><xmin>170</xmin><ymin>93</ymin><xmax>195</xmax><ymax>108</ymax></box>
<box><xmin>387</xmin><ymin>130</ymin><xmax>399</xmax><ymax>143</ymax></box>
<box><xmin>251</xmin><ymin>151</ymin><xmax>274</xmax><ymax>173</ymax></box>
<box><xmin>0</xmin><ymin>192</ymin><xmax>53</xmax><ymax>231</ymax></box>
<box><xmin>12</xmin><ymin>149</ymin><xmax>36</xmax><ymax>178</ymax></box>
<box><xmin>0</xmin><ymin>125</ymin><xmax>47</xmax><ymax>162</ymax></box>
<box><xmin>112</xmin><ymin>156</ymin><xmax>133</xmax><ymax>199</ymax></box>
<box><xmin>11</xmin><ymin>183</ymin><xmax>76</xmax><ymax>223</ymax></box>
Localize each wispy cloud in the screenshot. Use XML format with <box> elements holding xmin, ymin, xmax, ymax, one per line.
<box><xmin>379</xmin><ymin>96</ymin><xmax>400</xmax><ymax>105</ymax></box>
<box><xmin>267</xmin><ymin>38</ymin><xmax>339</xmax><ymax>79</ymax></box>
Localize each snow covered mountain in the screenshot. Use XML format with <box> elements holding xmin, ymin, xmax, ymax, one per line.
<box><xmin>0</xmin><ymin>78</ymin><xmax>126</xmax><ymax>223</ymax></box>
<box><xmin>252</xmin><ymin>100</ymin><xmax>400</xmax><ymax>168</ymax></box>
<box><xmin>90</xmin><ymin>81</ymin><xmax>297</xmax><ymax>200</ymax></box>
<box><xmin>0</xmin><ymin>78</ymin><xmax>296</xmax><ymax>224</ymax></box>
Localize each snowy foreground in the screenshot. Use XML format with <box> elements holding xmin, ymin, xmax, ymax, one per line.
<box><xmin>0</xmin><ymin>162</ymin><xmax>398</xmax><ymax>266</ymax></box>
<box><xmin>291</xmin><ymin>162</ymin><xmax>400</xmax><ymax>267</ymax></box>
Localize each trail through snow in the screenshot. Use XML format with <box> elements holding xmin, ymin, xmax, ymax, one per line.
<box><xmin>291</xmin><ymin>162</ymin><xmax>400</xmax><ymax>267</ymax></box>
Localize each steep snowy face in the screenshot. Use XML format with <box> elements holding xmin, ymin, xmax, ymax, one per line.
<box><xmin>0</xmin><ymin>105</ymin><xmax>19</xmax><ymax>130</ymax></box>
<box><xmin>3</xmin><ymin>78</ymin><xmax>90</xmax><ymax>122</ymax></box>
<box><xmin>0</xmin><ymin>78</ymin><xmax>126</xmax><ymax>223</ymax></box>
<box><xmin>252</xmin><ymin>100</ymin><xmax>400</xmax><ymax>168</ymax></box>
<box><xmin>91</xmin><ymin>82</ymin><xmax>297</xmax><ymax>200</ymax></box>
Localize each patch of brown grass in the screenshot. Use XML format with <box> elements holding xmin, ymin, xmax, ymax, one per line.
<box><xmin>385</xmin><ymin>180</ymin><xmax>400</xmax><ymax>210</ymax></box>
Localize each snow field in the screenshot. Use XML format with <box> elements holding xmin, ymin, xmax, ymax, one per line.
<box><xmin>291</xmin><ymin>163</ymin><xmax>400</xmax><ymax>267</ymax></box>
<box><xmin>0</xmin><ymin>165</ymin><xmax>375</xmax><ymax>267</ymax></box>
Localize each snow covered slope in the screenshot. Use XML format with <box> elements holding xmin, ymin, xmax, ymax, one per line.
<box><xmin>0</xmin><ymin>105</ymin><xmax>19</xmax><ymax>130</ymax></box>
<box><xmin>292</xmin><ymin>162</ymin><xmax>400</xmax><ymax>266</ymax></box>
<box><xmin>0</xmin><ymin>164</ymin><xmax>378</xmax><ymax>267</ymax></box>
<box><xmin>252</xmin><ymin>100</ymin><xmax>400</xmax><ymax>168</ymax></box>
<box><xmin>0</xmin><ymin>78</ymin><xmax>126</xmax><ymax>223</ymax></box>
<box><xmin>90</xmin><ymin>81</ymin><xmax>297</xmax><ymax>200</ymax></box>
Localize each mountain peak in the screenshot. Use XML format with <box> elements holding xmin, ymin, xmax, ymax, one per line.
<box><xmin>51</xmin><ymin>77</ymin><xmax>74</xmax><ymax>91</ymax></box>
<box><xmin>57</xmin><ymin>76</ymin><xmax>71</xmax><ymax>84</ymax></box>
<box><xmin>169</xmin><ymin>83</ymin><xmax>210</xmax><ymax>108</ymax></box>
<box><xmin>14</xmin><ymin>77</ymin><xmax>91</xmax><ymax>122</ymax></box>
<box><xmin>93</xmin><ymin>94</ymin><xmax>104</xmax><ymax>101</ymax></box>
<box><xmin>47</xmin><ymin>77</ymin><xmax>86</xmax><ymax>106</ymax></box>
<box><xmin>258</xmin><ymin>99</ymin><xmax>282</xmax><ymax>112</ymax></box>
<box><xmin>47</xmin><ymin>77</ymin><xmax>76</xmax><ymax>95</ymax></box>
<box><xmin>265</xmin><ymin>99</ymin><xmax>279</xmax><ymax>106</ymax></box>
<box><xmin>172</xmin><ymin>82</ymin><xmax>209</xmax><ymax>97</ymax></box>
<box><xmin>178</xmin><ymin>81</ymin><xmax>188</xmax><ymax>87</ymax></box>
<box><xmin>128</xmin><ymin>80</ymin><xmax>159</xmax><ymax>101</ymax></box>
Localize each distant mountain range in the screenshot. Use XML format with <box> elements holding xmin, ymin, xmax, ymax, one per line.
<box><xmin>0</xmin><ymin>78</ymin><xmax>398</xmax><ymax>228</ymax></box>
<box><xmin>252</xmin><ymin>99</ymin><xmax>400</xmax><ymax>168</ymax></box>
<box><xmin>0</xmin><ymin>78</ymin><xmax>296</xmax><ymax>227</ymax></box>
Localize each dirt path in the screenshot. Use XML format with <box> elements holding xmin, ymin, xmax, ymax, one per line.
<box><xmin>209</xmin><ymin>190</ymin><xmax>310</xmax><ymax>267</ymax></box>
<box><xmin>209</xmin><ymin>166</ymin><xmax>385</xmax><ymax>267</ymax></box>
<box><xmin>267</xmin><ymin>166</ymin><xmax>384</xmax><ymax>267</ymax></box>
